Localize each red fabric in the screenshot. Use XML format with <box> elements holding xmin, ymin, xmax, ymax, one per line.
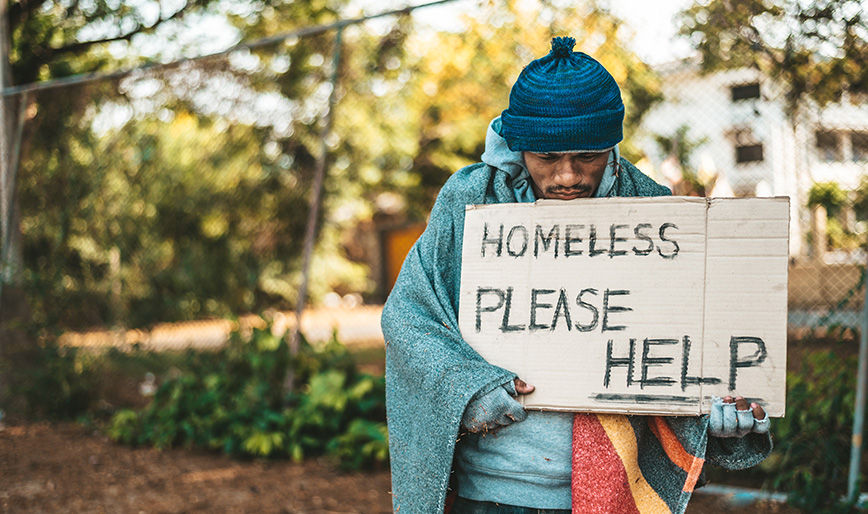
<box><xmin>571</xmin><ymin>413</ymin><xmax>640</xmax><ymax>514</ymax></box>
<box><xmin>444</xmin><ymin>489</ymin><xmax>456</xmax><ymax>514</ymax></box>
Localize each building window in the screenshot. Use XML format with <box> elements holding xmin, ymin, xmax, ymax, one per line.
<box><xmin>816</xmin><ymin>131</ymin><xmax>843</xmax><ymax>162</ymax></box>
<box><xmin>736</xmin><ymin>144</ymin><xmax>764</xmax><ymax>163</ymax></box>
<box><xmin>731</xmin><ymin>83</ymin><xmax>761</xmax><ymax>101</ymax></box>
<box><xmin>814</xmin><ymin>130</ymin><xmax>868</xmax><ymax>162</ymax></box>
<box><xmin>852</xmin><ymin>131</ymin><xmax>868</xmax><ymax>162</ymax></box>
<box><xmin>731</xmin><ymin>128</ymin><xmax>764</xmax><ymax>163</ymax></box>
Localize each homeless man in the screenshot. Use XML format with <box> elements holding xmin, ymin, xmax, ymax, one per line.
<box><xmin>381</xmin><ymin>37</ymin><xmax>772</xmax><ymax>514</ymax></box>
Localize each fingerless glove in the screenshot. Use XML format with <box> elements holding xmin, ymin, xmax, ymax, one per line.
<box><xmin>708</xmin><ymin>396</ymin><xmax>770</xmax><ymax>438</ymax></box>
<box><xmin>460</xmin><ymin>380</ymin><xmax>528</xmax><ymax>433</ymax></box>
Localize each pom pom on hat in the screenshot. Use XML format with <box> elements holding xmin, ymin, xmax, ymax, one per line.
<box><xmin>500</xmin><ymin>37</ymin><xmax>625</xmax><ymax>152</ymax></box>
<box><xmin>550</xmin><ymin>36</ymin><xmax>576</xmax><ymax>59</ymax></box>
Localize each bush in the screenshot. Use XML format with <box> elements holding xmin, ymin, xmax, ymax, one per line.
<box><xmin>3</xmin><ymin>338</ymin><xmax>101</xmax><ymax>420</ymax></box>
<box><xmin>107</xmin><ymin>322</ymin><xmax>387</xmax><ymax>470</ymax></box>
<box><xmin>749</xmin><ymin>349</ymin><xmax>860</xmax><ymax>513</ymax></box>
<box><xmin>2</xmin><ymin>332</ymin><xmax>201</xmax><ymax>421</ymax></box>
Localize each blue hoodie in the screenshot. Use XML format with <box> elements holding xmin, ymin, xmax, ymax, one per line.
<box><xmin>453</xmin><ymin>118</ymin><xmax>621</xmax><ymax>509</ymax></box>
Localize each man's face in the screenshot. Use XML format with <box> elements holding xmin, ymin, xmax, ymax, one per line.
<box><xmin>523</xmin><ymin>150</ymin><xmax>610</xmax><ymax>200</ymax></box>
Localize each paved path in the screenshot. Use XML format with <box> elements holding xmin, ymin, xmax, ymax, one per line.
<box><xmin>59</xmin><ymin>306</ymin><xmax>385</xmax><ymax>352</ymax></box>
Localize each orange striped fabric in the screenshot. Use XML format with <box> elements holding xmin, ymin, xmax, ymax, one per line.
<box><xmin>647</xmin><ymin>416</ymin><xmax>705</xmax><ymax>493</ymax></box>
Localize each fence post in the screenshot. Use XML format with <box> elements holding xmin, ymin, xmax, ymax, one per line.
<box><xmin>849</xmin><ymin>259</ymin><xmax>868</xmax><ymax>501</ymax></box>
<box><xmin>285</xmin><ymin>26</ymin><xmax>344</xmax><ymax>390</ymax></box>
<box><xmin>0</xmin><ymin>0</ymin><xmax>13</xmax><ymax>296</ymax></box>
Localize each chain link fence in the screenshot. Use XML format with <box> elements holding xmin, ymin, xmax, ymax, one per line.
<box><xmin>638</xmin><ymin>63</ymin><xmax>868</xmax><ymax>332</ymax></box>
<box><xmin>1</xmin><ymin>0</ymin><xmax>867</xmax><ymax>505</ymax></box>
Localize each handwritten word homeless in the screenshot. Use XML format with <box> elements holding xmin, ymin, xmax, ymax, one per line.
<box><xmin>478</xmin><ymin>221</ymin><xmax>680</xmax><ymax>260</ymax></box>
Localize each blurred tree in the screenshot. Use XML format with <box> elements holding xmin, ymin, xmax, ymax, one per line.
<box><xmin>22</xmin><ymin>101</ymin><xmax>305</xmax><ymax>327</ymax></box>
<box><xmin>2</xmin><ymin>0</ymin><xmax>240</xmax><ymax>404</ymax></box>
<box><xmin>9</xmin><ymin>0</ymin><xmax>665</xmax><ymax>331</ymax></box>
<box><xmin>653</xmin><ymin>125</ymin><xmax>710</xmax><ymax>196</ymax></box>
<box><xmin>14</xmin><ymin>0</ymin><xmax>373</xmax><ymax>329</ymax></box>
<box><xmin>9</xmin><ymin>0</ymin><xmax>214</xmax><ymax>84</ymax></box>
<box><xmin>335</xmin><ymin>0</ymin><xmax>663</xmax><ymax>222</ymax></box>
<box><xmin>807</xmin><ymin>181</ymin><xmax>861</xmax><ymax>251</ymax></box>
<box><xmin>3</xmin><ymin>0</ymin><xmax>236</xmax><ymax>401</ymax></box>
<box><xmin>679</xmin><ymin>0</ymin><xmax>868</xmax><ymax>115</ymax></box>
<box><xmin>852</xmin><ymin>175</ymin><xmax>868</xmax><ymax>221</ymax></box>
<box><xmin>808</xmin><ymin>181</ymin><xmax>848</xmax><ymax>218</ymax></box>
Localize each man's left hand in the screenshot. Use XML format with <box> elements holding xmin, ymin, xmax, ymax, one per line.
<box><xmin>708</xmin><ymin>395</ymin><xmax>770</xmax><ymax>438</ymax></box>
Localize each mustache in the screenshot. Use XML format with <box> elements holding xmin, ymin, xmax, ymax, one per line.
<box><xmin>546</xmin><ymin>185</ymin><xmax>592</xmax><ymax>195</ymax></box>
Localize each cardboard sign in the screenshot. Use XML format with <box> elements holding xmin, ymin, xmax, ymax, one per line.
<box><xmin>458</xmin><ymin>197</ymin><xmax>789</xmax><ymax>417</ymax></box>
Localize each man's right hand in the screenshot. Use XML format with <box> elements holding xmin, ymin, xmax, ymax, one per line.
<box><xmin>461</xmin><ymin>379</ymin><xmax>532</xmax><ymax>433</ymax></box>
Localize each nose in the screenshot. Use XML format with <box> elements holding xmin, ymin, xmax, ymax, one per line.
<box><xmin>553</xmin><ymin>156</ymin><xmax>583</xmax><ymax>186</ymax></box>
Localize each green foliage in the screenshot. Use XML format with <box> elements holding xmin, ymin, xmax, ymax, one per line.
<box><xmin>805</xmin><ymin>182</ymin><xmax>865</xmax><ymax>251</ymax></box>
<box><xmin>16</xmin><ymin>6</ymin><xmax>372</xmax><ymax>330</ymax></box>
<box><xmin>3</xmin><ymin>339</ymin><xmax>101</xmax><ymax>419</ymax></box>
<box><xmin>808</xmin><ymin>182</ymin><xmax>849</xmax><ymax>216</ymax></box>
<box><xmin>107</xmin><ymin>323</ymin><xmax>387</xmax><ymax>470</ymax></box>
<box><xmin>825</xmin><ymin>217</ymin><xmax>863</xmax><ymax>252</ymax></box>
<box><xmin>328</xmin><ymin>418</ymin><xmax>390</xmax><ymax>470</ymax></box>
<box><xmin>2</xmin><ymin>334</ymin><xmax>203</xmax><ymax>420</ymax></box>
<box><xmin>851</xmin><ymin>176</ymin><xmax>868</xmax><ymax>222</ymax></box>
<box><xmin>679</xmin><ymin>0</ymin><xmax>868</xmax><ymax>115</ymax></box>
<box><xmin>14</xmin><ymin>1</ymin><xmax>661</xmax><ymax>332</ymax></box>
<box><xmin>652</xmin><ymin>125</ymin><xmax>710</xmax><ymax>196</ymax></box>
<box><xmin>20</xmin><ymin>95</ymin><xmax>370</xmax><ymax>329</ymax></box>
<box><xmin>751</xmin><ymin>350</ymin><xmax>860</xmax><ymax>512</ymax></box>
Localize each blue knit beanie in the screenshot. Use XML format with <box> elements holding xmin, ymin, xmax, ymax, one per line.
<box><xmin>500</xmin><ymin>37</ymin><xmax>624</xmax><ymax>152</ymax></box>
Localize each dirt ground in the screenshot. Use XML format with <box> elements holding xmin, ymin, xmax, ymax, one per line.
<box><xmin>1</xmin><ymin>421</ymin><xmax>392</xmax><ymax>514</ymax></box>
<box><xmin>0</xmin><ymin>421</ymin><xmax>801</xmax><ymax>514</ymax></box>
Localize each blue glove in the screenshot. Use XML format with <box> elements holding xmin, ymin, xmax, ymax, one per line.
<box><xmin>708</xmin><ymin>396</ymin><xmax>770</xmax><ymax>438</ymax></box>
<box><xmin>461</xmin><ymin>380</ymin><xmax>527</xmax><ymax>433</ymax></box>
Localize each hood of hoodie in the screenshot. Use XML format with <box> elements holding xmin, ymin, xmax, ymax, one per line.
<box><xmin>480</xmin><ymin>116</ymin><xmax>618</xmax><ymax>201</ymax></box>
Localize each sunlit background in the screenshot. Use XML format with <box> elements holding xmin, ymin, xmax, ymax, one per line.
<box><xmin>2</xmin><ymin>0</ymin><xmax>868</xmax><ymax>511</ymax></box>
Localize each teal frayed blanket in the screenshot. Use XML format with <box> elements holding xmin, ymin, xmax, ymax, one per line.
<box><xmin>382</xmin><ymin>158</ymin><xmax>770</xmax><ymax>514</ymax></box>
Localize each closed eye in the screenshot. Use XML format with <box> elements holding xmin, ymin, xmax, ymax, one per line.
<box><xmin>575</xmin><ymin>153</ymin><xmax>605</xmax><ymax>162</ymax></box>
<box><xmin>531</xmin><ymin>152</ymin><xmax>559</xmax><ymax>161</ymax></box>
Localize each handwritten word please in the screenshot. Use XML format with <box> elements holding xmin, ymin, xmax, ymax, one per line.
<box><xmin>475</xmin><ymin>287</ymin><xmax>630</xmax><ymax>333</ymax></box>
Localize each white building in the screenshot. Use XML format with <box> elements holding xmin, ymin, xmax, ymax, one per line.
<box><xmin>637</xmin><ymin>59</ymin><xmax>868</xmax><ymax>259</ymax></box>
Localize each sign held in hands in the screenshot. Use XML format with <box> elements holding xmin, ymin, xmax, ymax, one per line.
<box><xmin>458</xmin><ymin>197</ymin><xmax>789</xmax><ymax>417</ymax></box>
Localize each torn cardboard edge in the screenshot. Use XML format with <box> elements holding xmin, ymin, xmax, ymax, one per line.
<box><xmin>458</xmin><ymin>196</ymin><xmax>789</xmax><ymax>417</ymax></box>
